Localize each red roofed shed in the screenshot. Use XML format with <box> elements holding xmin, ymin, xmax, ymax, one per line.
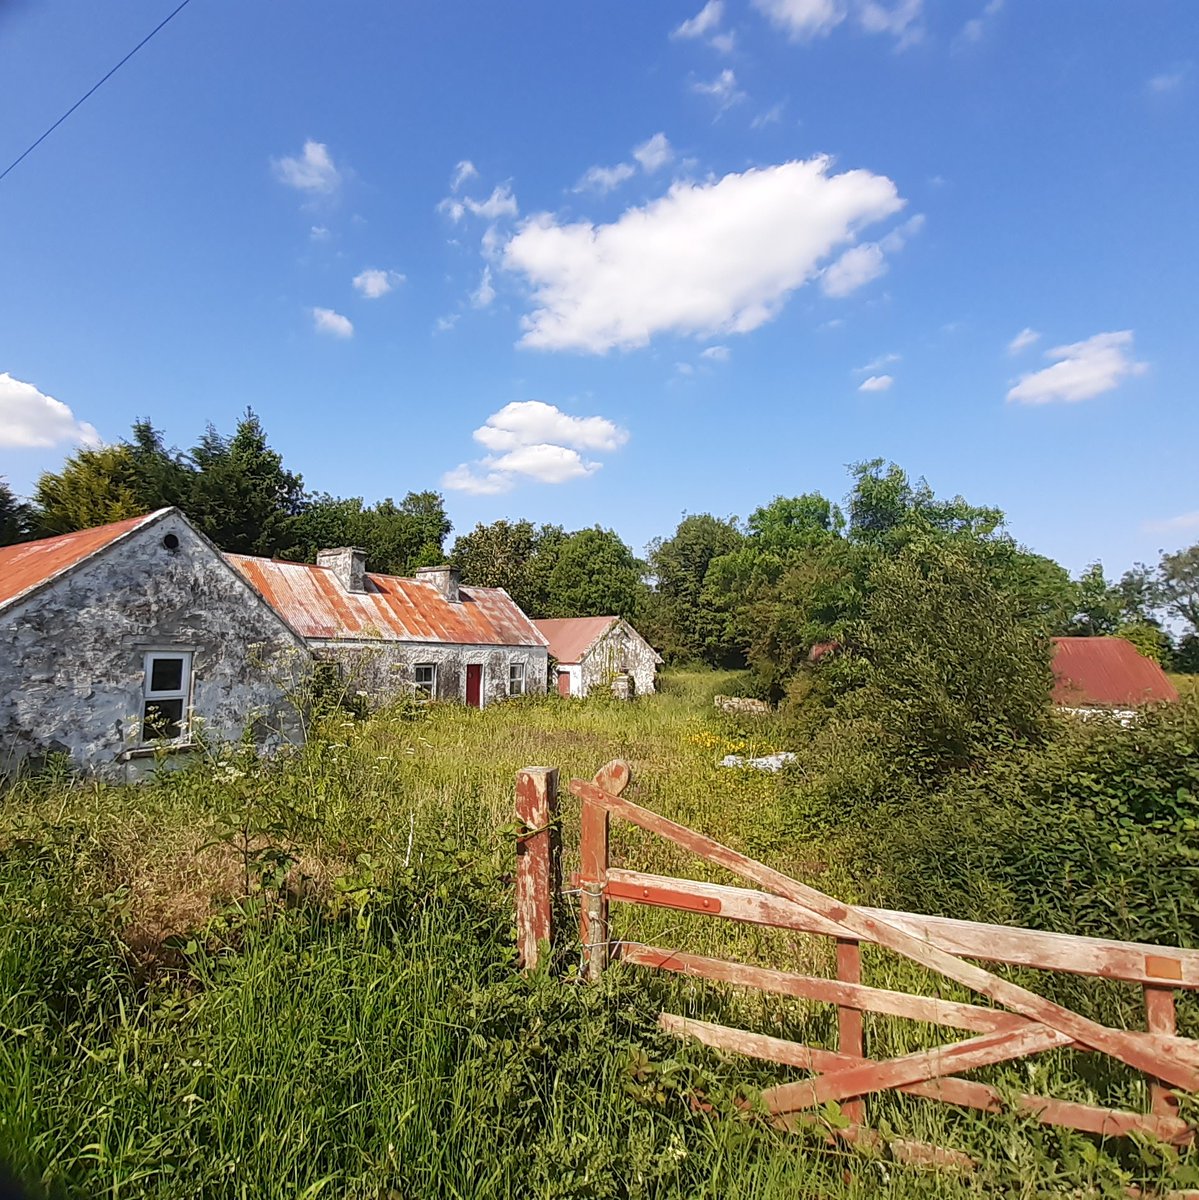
<box><xmin>1051</xmin><ymin>636</ymin><xmax>1179</xmax><ymax>708</ymax></box>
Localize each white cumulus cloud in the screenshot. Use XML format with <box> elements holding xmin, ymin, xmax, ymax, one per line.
<box><xmin>473</xmin><ymin>400</ymin><xmax>628</xmax><ymax>453</ymax></box>
<box><xmin>859</xmin><ymin>374</ymin><xmax>894</xmax><ymax>392</ymax></box>
<box><xmin>673</xmin><ymin>0</ymin><xmax>724</xmax><ymax>38</ymax></box>
<box><xmin>311</xmin><ymin>307</ymin><xmax>354</xmax><ymax>338</ymax></box>
<box><xmin>1006</xmin><ymin>330</ymin><xmax>1147</xmax><ymax>405</ymax></box>
<box><xmin>353</xmin><ymin>268</ymin><xmax>404</xmax><ymax>299</ymax></box>
<box><xmin>0</xmin><ymin>373</ymin><xmax>101</xmax><ymax>449</ymax></box>
<box><xmin>443</xmin><ymin>401</ymin><xmax>628</xmax><ymax>494</ymax></box>
<box><xmin>502</xmin><ymin>156</ymin><xmax>904</xmax><ymax>353</ymax></box>
<box><xmin>1007</xmin><ymin>327</ymin><xmax>1040</xmax><ymax>354</ymax></box>
<box><xmin>273</xmin><ymin>140</ymin><xmax>341</xmax><ymax>195</ymax></box>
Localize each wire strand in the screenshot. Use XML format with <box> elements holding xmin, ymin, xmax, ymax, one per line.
<box><xmin>0</xmin><ymin>0</ymin><xmax>195</xmax><ymax>185</ymax></box>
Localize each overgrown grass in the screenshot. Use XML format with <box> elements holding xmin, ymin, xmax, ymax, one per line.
<box><xmin>2</xmin><ymin>673</ymin><xmax>1196</xmax><ymax>1197</ymax></box>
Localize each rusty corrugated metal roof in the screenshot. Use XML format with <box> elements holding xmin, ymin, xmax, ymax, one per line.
<box><xmin>0</xmin><ymin>510</ymin><xmax>167</xmax><ymax>612</ymax></box>
<box><xmin>1052</xmin><ymin>636</ymin><xmax>1179</xmax><ymax>707</ymax></box>
<box><xmin>533</xmin><ymin>617</ymin><xmax>620</xmax><ymax>664</ymax></box>
<box><xmin>226</xmin><ymin>554</ymin><xmax>547</xmax><ymax>647</ymax></box>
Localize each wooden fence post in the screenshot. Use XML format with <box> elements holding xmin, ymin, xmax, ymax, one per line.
<box><xmin>579</xmin><ymin>797</ymin><xmax>610</xmax><ymax>982</ymax></box>
<box><xmin>836</xmin><ymin>938</ymin><xmax>865</xmax><ymax>1125</ymax></box>
<box><xmin>516</xmin><ymin>766</ymin><xmax>559</xmax><ymax>970</ymax></box>
<box><xmin>1144</xmin><ymin>984</ymin><xmax>1180</xmax><ymax>1119</ymax></box>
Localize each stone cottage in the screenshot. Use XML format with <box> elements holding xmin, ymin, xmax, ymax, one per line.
<box><xmin>533</xmin><ymin>616</ymin><xmax>662</xmax><ymax>698</ymax></box>
<box><xmin>225</xmin><ymin>551</ymin><xmax>548</xmax><ymax>708</ymax></box>
<box><xmin>0</xmin><ymin>508</ymin><xmax>310</xmax><ymax>780</ymax></box>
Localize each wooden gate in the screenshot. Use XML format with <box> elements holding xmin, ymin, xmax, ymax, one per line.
<box><xmin>514</xmin><ymin>760</ymin><xmax>1199</xmax><ymax>1157</ymax></box>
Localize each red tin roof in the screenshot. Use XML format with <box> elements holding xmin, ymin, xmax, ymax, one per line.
<box><xmin>533</xmin><ymin>617</ymin><xmax>620</xmax><ymax>665</ymax></box>
<box><xmin>226</xmin><ymin>554</ymin><xmax>547</xmax><ymax>648</ymax></box>
<box><xmin>0</xmin><ymin>510</ymin><xmax>165</xmax><ymax>611</ymax></box>
<box><xmin>1051</xmin><ymin>637</ymin><xmax>1179</xmax><ymax>707</ymax></box>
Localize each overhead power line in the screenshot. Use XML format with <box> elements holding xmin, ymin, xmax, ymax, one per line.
<box><xmin>0</xmin><ymin>0</ymin><xmax>195</xmax><ymax>185</ymax></box>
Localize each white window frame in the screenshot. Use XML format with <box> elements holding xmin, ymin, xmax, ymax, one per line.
<box><xmin>414</xmin><ymin>662</ymin><xmax>437</xmax><ymax>697</ymax></box>
<box><xmin>508</xmin><ymin>661</ymin><xmax>526</xmax><ymax>697</ymax></box>
<box><xmin>141</xmin><ymin>650</ymin><xmax>193</xmax><ymax>744</ymax></box>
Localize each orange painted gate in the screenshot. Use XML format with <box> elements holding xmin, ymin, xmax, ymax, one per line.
<box><xmin>515</xmin><ymin>760</ymin><xmax>1199</xmax><ymax>1160</ymax></box>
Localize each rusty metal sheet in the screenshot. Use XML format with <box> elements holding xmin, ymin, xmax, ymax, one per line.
<box><xmin>0</xmin><ymin>511</ymin><xmax>161</xmax><ymax>611</ymax></box>
<box><xmin>533</xmin><ymin>616</ymin><xmax>618</xmax><ymax>664</ymax></box>
<box><xmin>225</xmin><ymin>554</ymin><xmax>547</xmax><ymax>647</ymax></box>
<box><xmin>1052</xmin><ymin>637</ymin><xmax>1179</xmax><ymax>707</ymax></box>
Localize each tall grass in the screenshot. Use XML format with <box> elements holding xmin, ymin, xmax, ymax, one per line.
<box><xmin>0</xmin><ymin>673</ymin><xmax>1193</xmax><ymax>1197</ymax></box>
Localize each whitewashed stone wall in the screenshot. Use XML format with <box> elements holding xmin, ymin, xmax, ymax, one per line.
<box><xmin>311</xmin><ymin>639</ymin><xmax>548</xmax><ymax>708</ymax></box>
<box><xmin>579</xmin><ymin>621</ymin><xmax>660</xmax><ymax>697</ymax></box>
<box><xmin>0</xmin><ymin>511</ymin><xmax>310</xmax><ymax>780</ymax></box>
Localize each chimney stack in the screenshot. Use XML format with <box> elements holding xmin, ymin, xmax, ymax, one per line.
<box><xmin>317</xmin><ymin>547</ymin><xmax>368</xmax><ymax>593</ymax></box>
<box><xmin>416</xmin><ymin>564</ymin><xmax>461</xmax><ymax>603</ymax></box>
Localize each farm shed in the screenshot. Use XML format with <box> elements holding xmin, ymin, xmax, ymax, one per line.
<box><xmin>0</xmin><ymin>509</ymin><xmax>310</xmax><ymax>780</ymax></box>
<box><xmin>226</xmin><ymin>553</ymin><xmax>548</xmax><ymax>708</ymax></box>
<box><xmin>533</xmin><ymin>616</ymin><xmax>662</xmax><ymax>698</ymax></box>
<box><xmin>1051</xmin><ymin>636</ymin><xmax>1179</xmax><ymax>717</ymax></box>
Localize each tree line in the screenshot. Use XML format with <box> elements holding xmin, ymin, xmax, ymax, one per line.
<box><xmin>4</xmin><ymin>423</ymin><xmax>1196</xmax><ymax>684</ymax></box>
<box><xmin>0</xmin><ymin>413</ymin><xmax>645</xmax><ymax>619</ymax></box>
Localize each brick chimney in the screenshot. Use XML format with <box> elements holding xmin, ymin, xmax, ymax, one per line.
<box><xmin>416</xmin><ymin>564</ymin><xmax>461</xmax><ymax>603</ymax></box>
<box><xmin>317</xmin><ymin>547</ymin><xmax>368</xmax><ymax>593</ymax></box>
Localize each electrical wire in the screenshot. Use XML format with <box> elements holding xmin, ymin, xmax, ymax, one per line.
<box><xmin>0</xmin><ymin>0</ymin><xmax>195</xmax><ymax>185</ymax></box>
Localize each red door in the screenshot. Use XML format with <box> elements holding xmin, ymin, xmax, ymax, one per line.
<box><xmin>557</xmin><ymin>670</ymin><xmax>571</xmax><ymax>697</ymax></box>
<box><xmin>466</xmin><ymin>664</ymin><xmax>483</xmax><ymax>708</ymax></box>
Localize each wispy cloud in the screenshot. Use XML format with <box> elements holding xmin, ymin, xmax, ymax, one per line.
<box><xmin>1007</xmin><ymin>327</ymin><xmax>1040</xmax><ymax>354</ymax></box>
<box><xmin>752</xmin><ymin>0</ymin><xmax>922</xmax><ymax>45</ymax></box>
<box><xmin>472</xmin><ymin>266</ymin><xmax>496</xmax><ymax>309</ymax></box>
<box><xmin>574</xmin><ymin>162</ymin><xmax>637</xmax><ymax>194</ymax></box>
<box><xmin>450</xmin><ymin>160</ymin><xmax>479</xmax><ymax>191</ymax></box>
<box><xmin>1006</xmin><ymin>330</ymin><xmax>1147</xmax><ymax>405</ymax></box>
<box><xmin>575</xmin><ymin>134</ymin><xmax>675</xmax><ymax>196</ymax></box>
<box><xmin>1143</xmin><ymin>511</ymin><xmax>1199</xmax><ymax>536</ymax></box>
<box><xmin>273</xmin><ymin>140</ymin><xmax>341</xmax><ymax>195</ymax></box>
<box><xmin>751</xmin><ymin>102</ymin><xmax>786</xmax><ymax>129</ymax></box>
<box><xmin>439</xmin><ymin>183</ymin><xmax>519</xmax><ymax>223</ymax></box>
<box><xmin>443</xmin><ymin>400</ymin><xmax>628</xmax><ymax>494</ymax></box>
<box><xmin>673</xmin><ymin>0</ymin><xmax>724</xmax><ymax>39</ymax></box>
<box><xmin>692</xmin><ymin>68</ymin><xmax>745</xmax><ymax>111</ymax></box>
<box><xmin>311</xmin><ymin>307</ymin><xmax>354</xmax><ymax>338</ymax></box>
<box><xmin>633</xmin><ymin>133</ymin><xmax>674</xmax><ymax>172</ymax></box>
<box><xmin>701</xmin><ymin>345</ymin><xmax>731</xmax><ymax>362</ymax></box>
<box><xmin>1148</xmin><ymin>65</ymin><xmax>1189</xmax><ymax>94</ymax></box>
<box><xmin>859</xmin><ymin>374</ymin><xmax>893</xmax><ymax>392</ymax></box>
<box><xmin>957</xmin><ymin>0</ymin><xmax>1002</xmax><ymax>45</ymax></box>
<box><xmin>0</xmin><ymin>372</ymin><xmax>100</xmax><ymax>449</ymax></box>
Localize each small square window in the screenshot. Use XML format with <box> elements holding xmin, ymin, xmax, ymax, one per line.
<box><xmin>149</xmin><ymin>657</ymin><xmax>184</xmax><ymax>693</ymax></box>
<box><xmin>142</xmin><ymin>651</ymin><xmax>191</xmax><ymax>744</ymax></box>
<box><xmin>414</xmin><ymin>663</ymin><xmax>437</xmax><ymax>697</ymax></box>
<box><xmin>508</xmin><ymin>662</ymin><xmax>526</xmax><ymax>696</ymax></box>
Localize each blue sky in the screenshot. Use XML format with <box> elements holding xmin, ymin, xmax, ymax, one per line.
<box><xmin>1</xmin><ymin>1</ymin><xmax>1195</xmax><ymax>574</ymax></box>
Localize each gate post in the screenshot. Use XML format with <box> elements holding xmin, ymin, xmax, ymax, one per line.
<box><xmin>579</xmin><ymin>797</ymin><xmax>610</xmax><ymax>982</ymax></box>
<box><xmin>516</xmin><ymin>767</ymin><xmax>559</xmax><ymax>970</ymax></box>
<box><xmin>836</xmin><ymin>938</ymin><xmax>866</xmax><ymax>1125</ymax></box>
